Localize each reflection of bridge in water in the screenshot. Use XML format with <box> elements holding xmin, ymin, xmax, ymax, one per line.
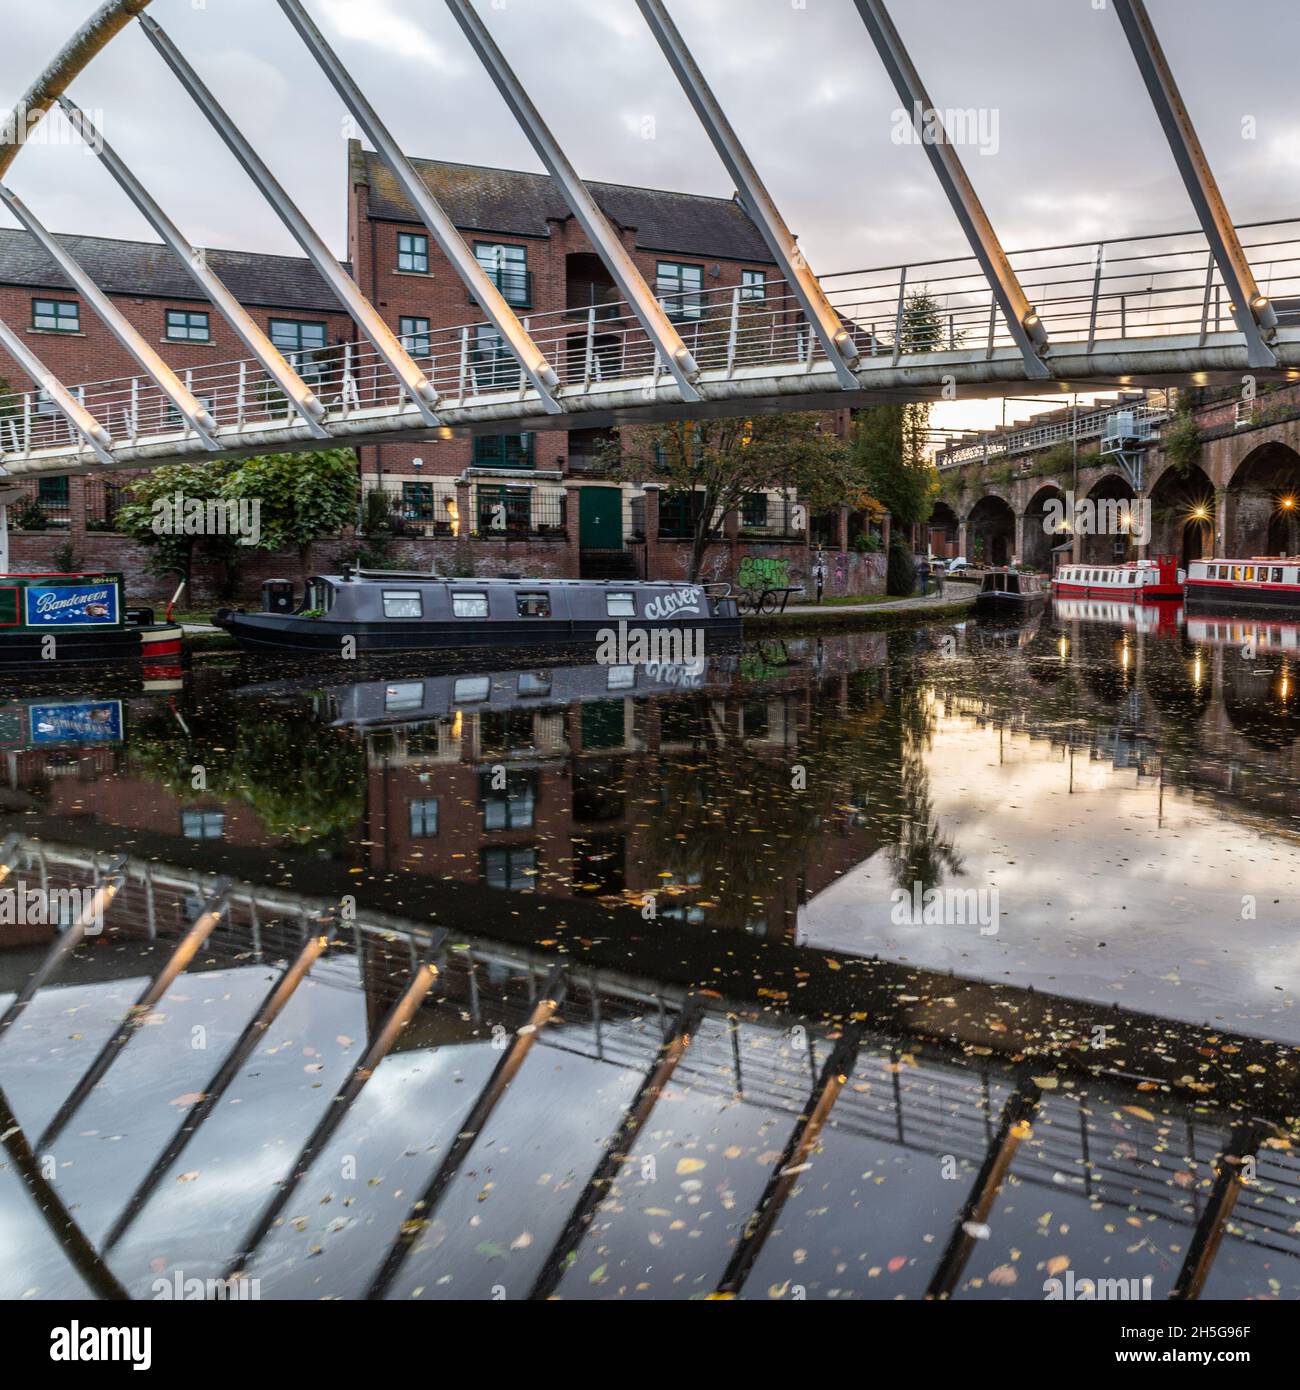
<box><xmin>1</xmin><ymin>834</ymin><xmax>1297</xmax><ymax>1300</ymax></box>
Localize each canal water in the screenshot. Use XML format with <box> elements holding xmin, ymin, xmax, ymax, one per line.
<box><xmin>1</xmin><ymin>601</ymin><xmax>1297</xmax><ymax>1301</ymax></box>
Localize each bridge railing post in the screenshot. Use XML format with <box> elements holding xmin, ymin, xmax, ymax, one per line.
<box><xmin>1087</xmin><ymin>241</ymin><xmax>1104</xmax><ymax>352</ymax></box>
<box><xmin>891</xmin><ymin>265</ymin><xmax>909</xmax><ymax>366</ymax></box>
<box><xmin>726</xmin><ymin>286</ymin><xmax>740</xmax><ymax>378</ymax></box>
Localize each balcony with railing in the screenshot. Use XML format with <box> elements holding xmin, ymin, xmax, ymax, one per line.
<box><xmin>469</xmin><ymin>266</ymin><xmax>533</xmax><ymax>311</ymax></box>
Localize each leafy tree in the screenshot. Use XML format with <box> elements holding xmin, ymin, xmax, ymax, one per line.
<box><xmin>221</xmin><ymin>448</ymin><xmax>359</xmax><ymax>578</ymax></box>
<box><xmin>609</xmin><ymin>413</ymin><xmax>851</xmax><ymax>581</ymax></box>
<box><xmin>114</xmin><ymin>460</ymin><xmax>239</xmax><ymax>598</ymax></box>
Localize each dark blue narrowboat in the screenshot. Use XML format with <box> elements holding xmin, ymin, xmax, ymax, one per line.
<box><xmin>213</xmin><ymin>568</ymin><xmax>742</xmax><ymax>655</ymax></box>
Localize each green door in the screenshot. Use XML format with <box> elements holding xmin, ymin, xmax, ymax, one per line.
<box><xmin>579</xmin><ymin>487</ymin><xmax>622</xmax><ymax>549</ymax></box>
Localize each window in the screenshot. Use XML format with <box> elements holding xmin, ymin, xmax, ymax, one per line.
<box><xmin>517</xmin><ymin>671</ymin><xmax>552</xmax><ymax>697</ymax></box>
<box><xmin>382</xmin><ymin>590</ymin><xmax>423</xmax><ymax>619</ymax></box>
<box><xmin>741</xmin><ymin>492</ymin><xmax>769</xmax><ymax>528</ymax></box>
<box><xmin>182</xmin><ymin>809</ymin><xmax>225</xmax><ymax>840</ymax></box>
<box><xmin>269</xmin><ymin>318</ymin><xmax>327</xmax><ymax>383</ymax></box>
<box><xmin>409</xmin><ymin>797</ymin><xmax>439</xmax><ymax>838</ymax></box>
<box><xmin>385</xmin><ymin>681</ymin><xmax>424</xmax><ymax>712</ymax></box>
<box><xmin>166</xmin><ymin>309</ymin><xmax>210</xmax><ymax>342</ymax></box>
<box><xmin>607</xmin><ymin>665</ymin><xmax>635</xmax><ymax>690</ymax></box>
<box><xmin>741</xmin><ymin>270</ymin><xmax>767</xmax><ymax>302</ymax></box>
<box><xmin>478</xmin><ymin>485</ymin><xmax>531</xmax><ymax>537</ymax></box>
<box><xmin>397</xmin><ymin>231</ymin><xmax>429</xmax><ymax>273</ymax></box>
<box><xmin>399</xmin><ymin>316</ymin><xmax>431</xmax><ymax>356</ymax></box>
<box><xmin>474</xmin><ymin>242</ymin><xmax>530</xmax><ymax>307</ymax></box>
<box><xmin>1244</xmin><ymin>567</ymin><xmax>1256</xmax><ymax>581</ymax></box>
<box><xmin>269</xmin><ymin>319</ymin><xmax>326</xmax><ymax>354</ymax></box>
<box><xmin>1273</xmin><ymin>567</ymin><xmax>1285</xmax><ymax>583</ymax></box>
<box><xmin>656</xmin><ymin>262</ymin><xmax>704</xmax><ymax>320</ymax></box>
<box><xmin>33</xmin><ymin>298</ymin><xmax>79</xmax><ymax>332</ymax></box>
<box><xmin>38</xmin><ymin>476</ymin><xmax>69</xmax><ymax>505</ymax></box>
<box><xmin>452</xmin><ymin>592</ymin><xmax>489</xmax><ymax>619</ymax></box>
<box><xmin>470</xmin><ymin>326</ymin><xmax>522</xmax><ymax>391</ymax></box>
<box><xmin>516</xmin><ymin>592</ymin><xmax>551</xmax><ymax>618</ymax></box>
<box><xmin>481</xmin><ymin>845</ymin><xmax>537</xmax><ymax>892</ymax></box>
<box><xmin>606</xmin><ymin>592</ymin><xmax>637</xmax><ymax>618</ymax></box>
<box><xmin>482</xmin><ymin>770</ymin><xmax>537</xmax><ymax>830</ymax></box>
<box><xmin>472</xmin><ymin>433</ymin><xmax>535</xmax><ymax>470</ymax></box>
<box><xmin>454</xmin><ymin>676</ymin><xmax>491</xmax><ymax>704</ymax></box>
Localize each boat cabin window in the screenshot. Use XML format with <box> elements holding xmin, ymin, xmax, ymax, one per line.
<box><xmin>453</xmin><ymin>676</ymin><xmax>491</xmax><ymax>703</ymax></box>
<box><xmin>607</xmin><ymin>666</ymin><xmax>635</xmax><ymax>690</ymax></box>
<box><xmin>607</xmin><ymin>592</ymin><xmax>637</xmax><ymax>618</ymax></box>
<box><xmin>516</xmin><ymin>593</ymin><xmax>551</xmax><ymax>618</ymax></box>
<box><xmin>453</xmin><ymin>592</ymin><xmax>489</xmax><ymax>619</ymax></box>
<box><xmin>1273</xmin><ymin>567</ymin><xmax>1286</xmax><ymax>582</ymax></box>
<box><xmin>383</xmin><ymin>589</ymin><xmax>423</xmax><ymax>619</ymax></box>
<box><xmin>517</xmin><ymin>671</ymin><xmax>552</xmax><ymax>697</ymax></box>
<box><xmin>385</xmin><ymin>682</ymin><xmax>424</xmax><ymax>712</ymax></box>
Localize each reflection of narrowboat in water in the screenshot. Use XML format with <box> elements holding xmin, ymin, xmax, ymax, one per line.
<box><xmin>0</xmin><ymin>697</ymin><xmax>126</xmax><ymax>749</ymax></box>
<box><xmin>0</xmin><ymin>572</ymin><xmax>182</xmax><ymax>668</ymax></box>
<box><xmin>215</xmin><ymin>570</ymin><xmax>742</xmax><ymax>655</ymax></box>
<box><xmin>1052</xmin><ymin>596</ymin><xmax>1183</xmax><ymax>635</ymax></box>
<box><xmin>1185</xmin><ymin>611</ymin><xmax>1300</xmax><ymax>654</ymax></box>
<box><xmin>1185</xmin><ymin>557</ymin><xmax>1300</xmax><ymax>612</ymax></box>
<box><xmin>1052</xmin><ymin>555</ymin><xmax>1184</xmax><ymax>601</ymax></box>
<box><xmin>251</xmin><ymin>658</ymin><xmax>734</xmax><ymax>733</ymax></box>
<box><xmin>974</xmin><ymin>569</ymin><xmax>1048</xmax><ymax>616</ymax></box>
<box><xmin>242</xmin><ymin>657</ymin><xmax>732</xmax><ymax>731</ymax></box>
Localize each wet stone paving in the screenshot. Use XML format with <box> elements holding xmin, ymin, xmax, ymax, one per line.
<box><xmin>0</xmin><ymin>603</ymin><xmax>1297</xmax><ymax>1301</ymax></box>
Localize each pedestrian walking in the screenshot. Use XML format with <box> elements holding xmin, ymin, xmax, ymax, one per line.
<box><xmin>917</xmin><ymin>556</ymin><xmax>931</xmax><ymax>598</ymax></box>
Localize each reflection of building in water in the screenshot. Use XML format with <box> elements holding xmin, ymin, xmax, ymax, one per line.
<box><xmin>1</xmin><ymin>837</ymin><xmax>1297</xmax><ymax>1301</ymax></box>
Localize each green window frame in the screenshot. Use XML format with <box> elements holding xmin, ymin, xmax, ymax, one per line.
<box><xmin>741</xmin><ymin>269</ymin><xmax>767</xmax><ymax>302</ymax></box>
<box><xmin>165</xmin><ymin>309</ymin><xmax>211</xmax><ymax>342</ymax></box>
<box><xmin>399</xmin><ymin>316</ymin><xmax>431</xmax><ymax>355</ymax></box>
<box><xmin>32</xmin><ymin>298</ymin><xmax>80</xmax><ymax>332</ymax></box>
<box><xmin>473</xmin><ymin>433</ymin><xmax>535</xmax><ymax>470</ymax></box>
<box><xmin>474</xmin><ymin>242</ymin><xmax>530</xmax><ymax>307</ymax></box>
<box><xmin>397</xmin><ymin>231</ymin><xmax>429</xmax><ymax>273</ymax></box>
<box><xmin>655</xmin><ymin>262</ymin><xmax>704</xmax><ymax>320</ymax></box>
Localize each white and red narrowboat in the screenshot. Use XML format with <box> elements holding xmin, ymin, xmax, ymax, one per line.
<box><xmin>1052</xmin><ymin>595</ymin><xmax>1183</xmax><ymax>636</ymax></box>
<box><xmin>1185</xmin><ymin>558</ymin><xmax>1300</xmax><ymax>613</ymax></box>
<box><xmin>1185</xmin><ymin>611</ymin><xmax>1300</xmax><ymax>654</ymax></box>
<box><xmin>0</xmin><ymin>572</ymin><xmax>183</xmax><ymax>669</ymax></box>
<box><xmin>1052</xmin><ymin>555</ymin><xmax>1184</xmax><ymax>602</ymax></box>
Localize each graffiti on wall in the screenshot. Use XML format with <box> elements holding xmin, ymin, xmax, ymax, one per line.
<box><xmin>737</xmin><ymin>555</ymin><xmax>793</xmax><ymax>591</ymax></box>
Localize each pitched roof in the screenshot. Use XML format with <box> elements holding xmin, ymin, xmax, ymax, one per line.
<box><xmin>352</xmin><ymin>146</ymin><xmax>776</xmax><ymax>266</ymax></box>
<box><xmin>0</xmin><ymin>228</ymin><xmax>348</xmax><ymax>313</ymax></box>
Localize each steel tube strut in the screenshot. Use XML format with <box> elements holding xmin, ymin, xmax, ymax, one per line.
<box><xmin>926</xmin><ymin>1074</ymin><xmax>1041</xmax><ymax>1299</ymax></box>
<box><xmin>1111</xmin><ymin>0</ymin><xmax>1278</xmax><ymax>369</ymax></box>
<box><xmin>531</xmin><ymin>998</ymin><xmax>704</xmax><ymax>1300</ymax></box>
<box><xmin>443</xmin><ymin>0</ymin><xmax>703</xmax><ymax>403</ymax></box>
<box><xmin>0</xmin><ymin>872</ymin><xmax>124</xmax><ymax>1037</ymax></box>
<box><xmin>226</xmin><ymin>938</ymin><xmax>446</xmax><ymax>1278</ymax></box>
<box><xmin>37</xmin><ymin>879</ymin><xmax>232</xmax><ymax>1151</ymax></box>
<box><xmin>136</xmin><ymin>14</ymin><xmax>443</xmax><ymax>427</ymax></box>
<box><xmin>103</xmin><ymin>916</ymin><xmax>339</xmax><ymax>1252</ymax></box>
<box><xmin>636</xmin><ymin>0</ymin><xmax>859</xmax><ymax>390</ymax></box>
<box><xmin>0</xmin><ymin>318</ymin><xmax>116</xmax><ymax>465</ymax></box>
<box><xmin>851</xmin><ymin>0</ymin><xmax>1051</xmax><ymax>380</ymax></box>
<box><xmin>58</xmin><ymin>98</ymin><xmax>329</xmax><ymax>439</ymax></box>
<box><xmin>1169</xmin><ymin>1124</ymin><xmax>1263</xmax><ymax>1300</ymax></box>
<box><xmin>714</xmin><ymin>1028</ymin><xmax>860</xmax><ymax>1297</ymax></box>
<box><xmin>0</xmin><ymin>186</ymin><xmax>221</xmax><ymax>447</ymax></box>
<box><xmin>273</xmin><ymin>0</ymin><xmax>563</xmax><ymax>414</ymax></box>
<box><xmin>368</xmin><ymin>964</ymin><xmax>568</xmax><ymax>1300</ymax></box>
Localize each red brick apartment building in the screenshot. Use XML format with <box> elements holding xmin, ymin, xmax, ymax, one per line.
<box><xmin>0</xmin><ymin>146</ymin><xmax>880</xmax><ymax>597</ymax></box>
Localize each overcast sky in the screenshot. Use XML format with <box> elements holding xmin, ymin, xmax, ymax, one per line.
<box><xmin>4</xmin><ymin>0</ymin><xmax>1299</xmax><ymax>435</ymax></box>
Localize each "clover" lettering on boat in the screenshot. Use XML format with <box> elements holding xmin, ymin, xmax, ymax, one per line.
<box><xmin>644</xmin><ymin>588</ymin><xmax>702</xmax><ymax>621</ymax></box>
